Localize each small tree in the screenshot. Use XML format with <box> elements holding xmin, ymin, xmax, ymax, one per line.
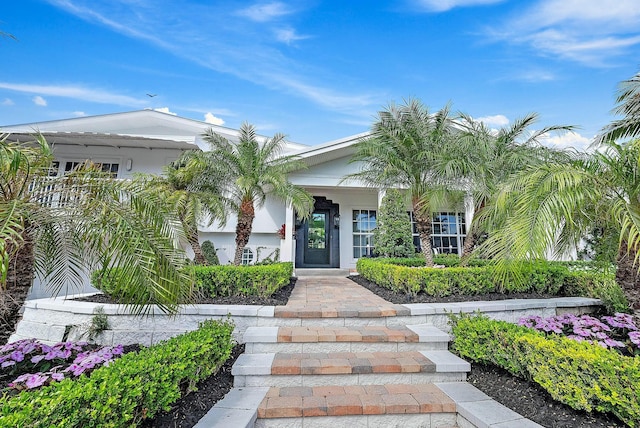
<box><xmin>201</xmin><ymin>240</ymin><xmax>220</xmax><ymax>265</ymax></box>
<box><xmin>373</xmin><ymin>189</ymin><xmax>415</xmax><ymax>258</ymax></box>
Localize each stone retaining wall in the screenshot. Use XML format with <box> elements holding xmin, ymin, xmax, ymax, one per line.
<box><xmin>9</xmin><ymin>295</ymin><xmax>601</xmax><ymax>346</ymax></box>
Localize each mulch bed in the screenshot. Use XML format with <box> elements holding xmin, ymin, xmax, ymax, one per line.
<box><xmin>142</xmin><ymin>344</ymin><xmax>244</xmax><ymax>428</ymax></box>
<box><xmin>468</xmin><ymin>363</ymin><xmax>625</xmax><ymax>428</ymax></box>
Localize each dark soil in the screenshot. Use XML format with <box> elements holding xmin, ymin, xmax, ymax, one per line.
<box><xmin>143</xmin><ymin>344</ymin><xmax>244</xmax><ymax>428</ymax></box>
<box><xmin>468</xmin><ymin>363</ymin><xmax>625</xmax><ymax>428</ymax></box>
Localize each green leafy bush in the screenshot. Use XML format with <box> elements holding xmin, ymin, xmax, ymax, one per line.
<box><xmin>0</xmin><ymin>319</ymin><xmax>234</xmax><ymax>428</ymax></box>
<box><xmin>561</xmin><ymin>270</ymin><xmax>629</xmax><ymax>313</ymax></box>
<box><xmin>372</xmin><ymin>189</ymin><xmax>415</xmax><ymax>258</ymax></box>
<box><xmin>93</xmin><ymin>262</ymin><xmax>293</xmax><ymax>300</ymax></box>
<box><xmin>356</xmin><ymin>258</ymin><xmax>567</xmax><ymax>296</ymax></box>
<box><xmin>193</xmin><ymin>262</ymin><xmax>293</xmax><ymax>298</ymax></box>
<box><xmin>451</xmin><ymin>315</ymin><xmax>640</xmax><ymax>427</ymax></box>
<box><xmin>201</xmin><ymin>240</ymin><xmax>219</xmax><ymax>265</ymax></box>
<box><xmin>356</xmin><ymin>257</ymin><xmax>628</xmax><ymax>310</ymax></box>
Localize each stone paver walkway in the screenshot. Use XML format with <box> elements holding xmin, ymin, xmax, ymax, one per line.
<box><xmin>197</xmin><ymin>274</ymin><xmax>547</xmax><ymax>428</ymax></box>
<box><xmin>274</xmin><ymin>276</ymin><xmax>410</xmax><ymax>318</ymax></box>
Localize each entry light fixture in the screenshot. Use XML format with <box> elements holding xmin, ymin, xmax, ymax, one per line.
<box><xmin>333</xmin><ymin>213</ymin><xmax>340</xmax><ymax>228</ymax></box>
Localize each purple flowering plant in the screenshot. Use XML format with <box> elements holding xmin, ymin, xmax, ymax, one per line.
<box><xmin>0</xmin><ymin>339</ymin><xmax>124</xmax><ymax>391</ymax></box>
<box><xmin>518</xmin><ymin>313</ymin><xmax>639</xmax><ymax>356</ymax></box>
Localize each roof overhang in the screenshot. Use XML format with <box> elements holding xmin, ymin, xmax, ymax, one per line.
<box><xmin>292</xmin><ymin>131</ymin><xmax>370</xmax><ymax>167</ymax></box>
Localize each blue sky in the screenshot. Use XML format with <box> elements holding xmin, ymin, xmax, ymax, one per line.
<box><xmin>2</xmin><ymin>0</ymin><xmax>640</xmax><ymax>149</ymax></box>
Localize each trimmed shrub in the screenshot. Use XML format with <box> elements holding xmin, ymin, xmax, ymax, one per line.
<box><xmin>451</xmin><ymin>315</ymin><xmax>640</xmax><ymax>427</ymax></box>
<box><xmin>356</xmin><ymin>257</ymin><xmax>628</xmax><ymax>310</ymax></box>
<box><xmin>560</xmin><ymin>270</ymin><xmax>629</xmax><ymax>313</ymax></box>
<box><xmin>0</xmin><ymin>319</ymin><xmax>234</xmax><ymax>428</ymax></box>
<box><xmin>356</xmin><ymin>258</ymin><xmax>566</xmax><ymax>296</ymax></box>
<box><xmin>193</xmin><ymin>262</ymin><xmax>293</xmax><ymax>298</ymax></box>
<box><xmin>201</xmin><ymin>240</ymin><xmax>219</xmax><ymax>265</ymax></box>
<box><xmin>372</xmin><ymin>189</ymin><xmax>415</xmax><ymax>258</ymax></box>
<box><xmin>93</xmin><ymin>262</ymin><xmax>293</xmax><ymax>300</ymax></box>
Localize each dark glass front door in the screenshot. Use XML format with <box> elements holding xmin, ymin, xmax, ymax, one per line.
<box><xmin>304</xmin><ymin>210</ymin><xmax>330</xmax><ymax>265</ymax></box>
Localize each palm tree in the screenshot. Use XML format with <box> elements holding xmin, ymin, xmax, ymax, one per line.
<box><xmin>1</xmin><ymin>134</ymin><xmax>193</xmax><ymax>342</ymax></box>
<box><xmin>476</xmin><ymin>69</ymin><xmax>640</xmax><ymax>312</ymax></box>
<box><xmin>201</xmin><ymin>123</ymin><xmax>314</xmax><ymax>265</ymax></box>
<box><xmin>595</xmin><ymin>70</ymin><xmax>640</xmax><ymax>145</ymax></box>
<box><xmin>455</xmin><ymin>113</ymin><xmax>574</xmax><ymax>264</ymax></box>
<box><xmin>139</xmin><ymin>151</ymin><xmax>227</xmax><ymax>265</ymax></box>
<box><xmin>478</xmin><ymin>140</ymin><xmax>640</xmax><ymax>311</ymax></box>
<box><xmin>345</xmin><ymin>99</ymin><xmax>461</xmax><ymax>267</ymax></box>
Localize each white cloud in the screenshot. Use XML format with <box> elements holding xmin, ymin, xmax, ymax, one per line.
<box><xmin>475</xmin><ymin>114</ymin><xmax>509</xmax><ymax>127</ymax></box>
<box><xmin>45</xmin><ymin>1</ymin><xmax>380</xmax><ymax>123</ymax></box>
<box><xmin>494</xmin><ymin>0</ymin><xmax>640</xmax><ymax>66</ymax></box>
<box><xmin>72</xmin><ymin>111</ymin><xmax>86</xmax><ymax>117</ymax></box>
<box><xmin>33</xmin><ymin>95</ymin><xmax>47</xmax><ymax>106</ymax></box>
<box><xmin>0</xmin><ymin>82</ymin><xmax>146</xmax><ymax>107</ymax></box>
<box><xmin>415</xmin><ymin>0</ymin><xmax>504</xmax><ymax>12</ymax></box>
<box><xmin>512</xmin><ymin>70</ymin><xmax>556</xmax><ymax>82</ymax></box>
<box><xmin>204</xmin><ymin>112</ymin><xmax>224</xmax><ymax>125</ymax></box>
<box><xmin>236</xmin><ymin>2</ymin><xmax>292</xmax><ymax>22</ymax></box>
<box><xmin>1</xmin><ymin>98</ymin><xmax>14</xmax><ymax>106</ymax></box>
<box><xmin>539</xmin><ymin>131</ymin><xmax>591</xmax><ymax>151</ymax></box>
<box><xmin>275</xmin><ymin>27</ymin><xmax>310</xmax><ymax>45</ymax></box>
<box><xmin>154</xmin><ymin>106</ymin><xmax>177</xmax><ymax>115</ymax></box>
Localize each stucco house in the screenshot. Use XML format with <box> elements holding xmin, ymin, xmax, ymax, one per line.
<box><xmin>2</xmin><ymin>109</ymin><xmax>471</xmax><ymax>296</ymax></box>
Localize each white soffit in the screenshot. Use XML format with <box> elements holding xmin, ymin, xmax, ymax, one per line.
<box><xmin>4</xmin><ymin>132</ymin><xmax>198</xmax><ymax>150</ymax></box>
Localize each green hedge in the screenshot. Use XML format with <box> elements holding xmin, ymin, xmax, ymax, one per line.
<box><xmin>356</xmin><ymin>258</ymin><xmax>566</xmax><ymax>296</ymax></box>
<box><xmin>561</xmin><ymin>270</ymin><xmax>628</xmax><ymax>313</ymax></box>
<box><xmin>92</xmin><ymin>262</ymin><xmax>293</xmax><ymax>300</ymax></box>
<box><xmin>193</xmin><ymin>262</ymin><xmax>293</xmax><ymax>298</ymax></box>
<box><xmin>356</xmin><ymin>258</ymin><xmax>628</xmax><ymax>310</ymax></box>
<box><xmin>0</xmin><ymin>319</ymin><xmax>234</xmax><ymax>428</ymax></box>
<box><xmin>451</xmin><ymin>315</ymin><xmax>640</xmax><ymax>427</ymax></box>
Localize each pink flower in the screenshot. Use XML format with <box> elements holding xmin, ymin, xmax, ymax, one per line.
<box><xmin>25</xmin><ymin>374</ymin><xmax>48</xmax><ymax>389</ymax></box>
<box><xmin>10</xmin><ymin>351</ymin><xmax>24</xmax><ymax>362</ymax></box>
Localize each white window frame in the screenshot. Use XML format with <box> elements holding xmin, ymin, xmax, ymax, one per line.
<box><xmin>352</xmin><ymin>209</ymin><xmax>377</xmax><ymax>259</ymax></box>
<box><xmin>409</xmin><ymin>211</ymin><xmax>466</xmax><ymax>255</ymax></box>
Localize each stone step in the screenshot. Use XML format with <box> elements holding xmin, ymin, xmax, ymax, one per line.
<box><xmin>232</xmin><ymin>350</ymin><xmax>470</xmax><ymax>388</ymax></box>
<box><xmin>294</xmin><ymin>269</ymin><xmax>351</xmax><ymax>277</ymax></box>
<box><xmin>274</xmin><ymin>305</ymin><xmax>411</xmax><ymax>318</ymax></box>
<box><xmin>243</xmin><ymin>325</ymin><xmax>450</xmax><ymax>354</ymax></box>
<box><xmin>255</xmin><ymin>384</ymin><xmax>458</xmax><ymax>428</ymax></box>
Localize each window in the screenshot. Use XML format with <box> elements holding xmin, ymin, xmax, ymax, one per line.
<box><xmin>409</xmin><ymin>211</ymin><xmax>466</xmax><ymax>255</ymax></box>
<box><xmin>241</xmin><ymin>248</ymin><xmax>254</xmax><ymax>265</ymax></box>
<box><xmin>64</xmin><ymin>161</ymin><xmax>119</xmax><ymax>178</ymax></box>
<box><xmin>352</xmin><ymin>209</ymin><xmax>376</xmax><ymax>258</ymax></box>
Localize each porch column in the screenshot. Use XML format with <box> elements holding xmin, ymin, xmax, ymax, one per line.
<box><xmin>377</xmin><ymin>188</ymin><xmax>386</xmax><ymax>208</ymax></box>
<box><xmin>280</xmin><ymin>203</ymin><xmax>295</xmax><ymax>263</ymax></box>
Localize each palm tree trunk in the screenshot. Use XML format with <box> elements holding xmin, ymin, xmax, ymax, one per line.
<box><xmin>460</xmin><ymin>200</ymin><xmax>485</xmax><ymax>267</ymax></box>
<box><xmin>413</xmin><ymin>198</ymin><xmax>434</xmax><ymax>267</ymax></box>
<box><xmin>1</xmin><ymin>230</ymin><xmax>35</xmax><ymax>344</ymax></box>
<box><xmin>233</xmin><ymin>199</ymin><xmax>255</xmax><ymax>266</ymax></box>
<box><xmin>616</xmin><ymin>240</ymin><xmax>640</xmax><ymax>314</ymax></box>
<box><xmin>459</xmin><ymin>231</ymin><xmax>476</xmax><ymax>267</ymax></box>
<box><xmin>187</xmin><ymin>228</ymin><xmax>207</xmax><ymax>265</ymax></box>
